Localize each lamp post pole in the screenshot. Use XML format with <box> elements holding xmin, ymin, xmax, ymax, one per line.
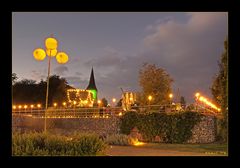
<box><xmin>33</xmin><ymin>36</ymin><xmax>69</xmax><ymax>133</ymax></box>
<box><xmin>44</xmin><ymin>50</ymin><xmax>52</xmax><ymax>132</ymax></box>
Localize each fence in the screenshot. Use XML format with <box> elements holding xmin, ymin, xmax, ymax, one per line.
<box><xmin>12</xmin><ymin>104</ymin><xmax>221</xmax><ymax>118</ymax></box>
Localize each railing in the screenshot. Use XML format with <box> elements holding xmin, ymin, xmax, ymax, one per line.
<box><xmin>12</xmin><ymin>105</ymin><xmax>221</xmax><ymax>118</ymax></box>
<box><xmin>12</xmin><ymin>107</ymin><xmax>124</xmax><ymax>118</ymax></box>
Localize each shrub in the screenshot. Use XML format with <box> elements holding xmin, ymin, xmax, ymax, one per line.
<box><xmin>104</xmin><ymin>134</ymin><xmax>135</xmax><ymax>146</ymax></box>
<box><xmin>12</xmin><ymin>131</ymin><xmax>107</xmax><ymax>156</ymax></box>
<box><xmin>119</xmin><ymin>111</ymin><xmax>203</xmax><ymax>143</ymax></box>
<box><xmin>119</xmin><ymin>111</ymin><xmax>141</xmax><ymax>135</ymax></box>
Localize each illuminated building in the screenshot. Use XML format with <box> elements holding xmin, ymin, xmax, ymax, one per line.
<box><xmin>67</xmin><ymin>67</ymin><xmax>98</xmax><ymax>107</ymax></box>
<box><xmin>67</xmin><ymin>89</ymin><xmax>94</xmax><ymax>107</ymax></box>
<box><xmin>122</xmin><ymin>92</ymin><xmax>137</xmax><ymax>111</ymax></box>
<box><xmin>86</xmin><ymin>67</ymin><xmax>98</xmax><ymax>105</ymax></box>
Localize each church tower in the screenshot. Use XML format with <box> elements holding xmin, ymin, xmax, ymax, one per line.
<box><xmin>86</xmin><ymin>67</ymin><xmax>98</xmax><ymax>103</ymax></box>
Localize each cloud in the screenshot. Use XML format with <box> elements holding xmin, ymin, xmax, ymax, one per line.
<box><xmin>142</xmin><ymin>12</ymin><xmax>228</xmax><ymax>103</ymax></box>
<box><xmin>54</xmin><ymin>65</ymin><xmax>68</xmax><ymax>76</ymax></box>
<box><xmin>65</xmin><ymin>13</ymin><xmax>227</xmax><ymax>104</ymax></box>
<box><xmin>75</xmin><ymin>72</ymin><xmax>83</xmax><ymax>76</ymax></box>
<box><xmin>30</xmin><ymin>70</ymin><xmax>46</xmax><ymax>81</ymax></box>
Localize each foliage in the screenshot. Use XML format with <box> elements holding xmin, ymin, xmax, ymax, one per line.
<box><xmin>101</xmin><ymin>98</ymin><xmax>108</xmax><ymax>107</ymax></box>
<box><xmin>12</xmin><ymin>131</ymin><xmax>107</xmax><ymax>156</ymax></box>
<box><xmin>211</xmin><ymin>38</ymin><xmax>228</xmax><ymax>142</ymax></box>
<box><xmin>120</xmin><ymin>111</ymin><xmax>203</xmax><ymax>143</ymax></box>
<box><xmin>119</xmin><ymin>112</ymin><xmax>141</xmax><ymax>135</ymax></box>
<box><xmin>12</xmin><ymin>74</ymin><xmax>69</xmax><ymax>106</ymax></box>
<box><xmin>104</xmin><ymin>134</ymin><xmax>135</xmax><ymax>146</ymax></box>
<box><xmin>12</xmin><ymin>73</ymin><xmax>18</xmax><ymax>85</ymax></box>
<box><xmin>138</xmin><ymin>63</ymin><xmax>174</xmax><ymax>105</ymax></box>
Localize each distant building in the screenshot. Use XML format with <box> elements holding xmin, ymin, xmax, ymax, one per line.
<box><xmin>86</xmin><ymin>67</ymin><xmax>98</xmax><ymax>105</ymax></box>
<box><xmin>67</xmin><ymin>67</ymin><xmax>98</xmax><ymax>107</ymax></box>
<box><xmin>122</xmin><ymin>92</ymin><xmax>137</xmax><ymax>111</ymax></box>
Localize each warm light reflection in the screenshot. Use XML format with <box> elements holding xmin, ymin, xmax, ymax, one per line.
<box><xmin>132</xmin><ymin>139</ymin><xmax>145</xmax><ymax>146</ymax></box>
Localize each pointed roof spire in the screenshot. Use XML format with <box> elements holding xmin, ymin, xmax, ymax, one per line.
<box><xmin>86</xmin><ymin>67</ymin><xmax>98</xmax><ymax>91</ymax></box>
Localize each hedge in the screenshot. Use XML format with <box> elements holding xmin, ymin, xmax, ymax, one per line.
<box><xmin>120</xmin><ymin>111</ymin><xmax>203</xmax><ymax>143</ymax></box>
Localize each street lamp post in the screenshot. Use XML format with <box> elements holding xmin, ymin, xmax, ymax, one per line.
<box><xmin>148</xmin><ymin>95</ymin><xmax>152</xmax><ymax>112</ymax></box>
<box><xmin>33</xmin><ymin>36</ymin><xmax>69</xmax><ymax>133</ymax></box>
<box><xmin>169</xmin><ymin>93</ymin><xmax>173</xmax><ymax>112</ymax></box>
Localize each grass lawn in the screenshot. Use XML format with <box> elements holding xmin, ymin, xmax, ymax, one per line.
<box><xmin>142</xmin><ymin>143</ymin><xmax>228</xmax><ymax>155</ymax></box>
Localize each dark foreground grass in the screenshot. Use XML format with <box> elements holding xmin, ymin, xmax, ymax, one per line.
<box><xmin>142</xmin><ymin>143</ymin><xmax>228</xmax><ymax>155</ymax></box>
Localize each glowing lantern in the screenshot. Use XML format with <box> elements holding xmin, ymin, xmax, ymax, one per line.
<box><xmin>33</xmin><ymin>48</ymin><xmax>46</xmax><ymax>61</ymax></box>
<box><xmin>46</xmin><ymin>49</ymin><xmax>58</xmax><ymax>57</ymax></box>
<box><xmin>45</xmin><ymin>37</ymin><xmax>58</xmax><ymax>50</ymax></box>
<box><xmin>56</xmin><ymin>52</ymin><xmax>69</xmax><ymax>64</ymax></box>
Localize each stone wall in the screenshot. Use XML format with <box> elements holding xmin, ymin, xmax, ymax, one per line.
<box><xmin>12</xmin><ymin>114</ymin><xmax>217</xmax><ymax>143</ymax></box>
<box><xmin>187</xmin><ymin>115</ymin><xmax>217</xmax><ymax>143</ymax></box>
<box><xmin>12</xmin><ymin>116</ymin><xmax>120</xmax><ymax>135</ymax></box>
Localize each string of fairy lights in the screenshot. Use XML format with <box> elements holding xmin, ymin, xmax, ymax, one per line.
<box><xmin>67</xmin><ymin>89</ymin><xmax>94</xmax><ymax>107</ymax></box>
<box><xmin>195</xmin><ymin>92</ymin><xmax>221</xmax><ymax>112</ymax></box>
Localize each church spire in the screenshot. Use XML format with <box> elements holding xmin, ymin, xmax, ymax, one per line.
<box><xmin>86</xmin><ymin>67</ymin><xmax>98</xmax><ymax>91</ymax></box>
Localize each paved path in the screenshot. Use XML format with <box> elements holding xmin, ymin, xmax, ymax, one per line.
<box><xmin>105</xmin><ymin>145</ymin><xmax>226</xmax><ymax>156</ymax></box>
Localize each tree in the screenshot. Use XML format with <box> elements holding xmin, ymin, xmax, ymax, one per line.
<box><xmin>48</xmin><ymin>75</ymin><xmax>68</xmax><ymax>106</ymax></box>
<box><xmin>101</xmin><ymin>98</ymin><xmax>108</xmax><ymax>107</ymax></box>
<box><xmin>139</xmin><ymin>63</ymin><xmax>174</xmax><ymax>105</ymax></box>
<box><xmin>180</xmin><ymin>96</ymin><xmax>186</xmax><ymax>109</ymax></box>
<box><xmin>211</xmin><ymin>38</ymin><xmax>228</xmax><ymax>142</ymax></box>
<box><xmin>12</xmin><ymin>73</ymin><xmax>18</xmax><ymax>85</ymax></box>
<box><xmin>12</xmin><ymin>75</ymin><xmax>70</xmax><ymax>107</ymax></box>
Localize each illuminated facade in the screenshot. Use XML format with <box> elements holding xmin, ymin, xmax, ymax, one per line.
<box><xmin>67</xmin><ymin>67</ymin><xmax>98</xmax><ymax>107</ymax></box>
<box><xmin>86</xmin><ymin>67</ymin><xmax>98</xmax><ymax>105</ymax></box>
<box><xmin>122</xmin><ymin>92</ymin><xmax>137</xmax><ymax>111</ymax></box>
<box><xmin>67</xmin><ymin>89</ymin><xmax>94</xmax><ymax>107</ymax></box>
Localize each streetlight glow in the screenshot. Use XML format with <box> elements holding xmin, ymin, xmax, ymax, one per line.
<box><xmin>37</xmin><ymin>104</ymin><xmax>41</xmax><ymax>108</ymax></box>
<box><xmin>195</xmin><ymin>92</ymin><xmax>200</xmax><ymax>97</ymax></box>
<box><xmin>18</xmin><ymin>105</ymin><xmax>22</xmax><ymax>109</ymax></box>
<box><xmin>24</xmin><ymin>105</ymin><xmax>28</xmax><ymax>109</ymax></box>
<box><xmin>112</xmin><ymin>98</ymin><xmax>116</xmax><ymax>103</ymax></box>
<box><xmin>13</xmin><ymin>105</ymin><xmax>16</xmax><ymax>109</ymax></box>
<box><xmin>148</xmin><ymin>95</ymin><xmax>152</xmax><ymax>101</ymax></box>
<box><xmin>53</xmin><ymin>103</ymin><xmax>57</xmax><ymax>107</ymax></box>
<box><xmin>169</xmin><ymin>93</ymin><xmax>173</xmax><ymax>99</ymax></box>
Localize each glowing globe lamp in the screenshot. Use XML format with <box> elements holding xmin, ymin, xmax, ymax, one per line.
<box><xmin>56</xmin><ymin>52</ymin><xmax>69</xmax><ymax>64</ymax></box>
<box><xmin>45</xmin><ymin>37</ymin><xmax>58</xmax><ymax>50</ymax></box>
<box><xmin>33</xmin><ymin>48</ymin><xmax>46</xmax><ymax>61</ymax></box>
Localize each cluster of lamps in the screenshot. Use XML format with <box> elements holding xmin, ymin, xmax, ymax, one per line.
<box><xmin>12</xmin><ymin>104</ymin><xmax>42</xmax><ymax>110</ymax></box>
<box><xmin>195</xmin><ymin>92</ymin><xmax>221</xmax><ymax>112</ymax></box>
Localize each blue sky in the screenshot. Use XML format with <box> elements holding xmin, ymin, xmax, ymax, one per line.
<box><xmin>12</xmin><ymin>12</ymin><xmax>228</xmax><ymax>104</ymax></box>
